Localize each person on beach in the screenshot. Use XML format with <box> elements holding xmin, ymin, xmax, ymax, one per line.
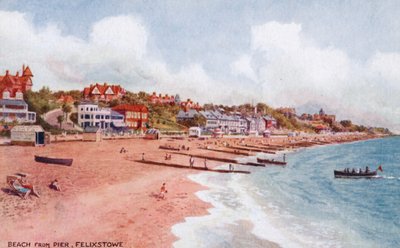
<box><xmin>18</xmin><ymin>178</ymin><xmax>40</xmax><ymax>198</ymax></box>
<box><xmin>159</xmin><ymin>183</ymin><xmax>167</xmax><ymax>199</ymax></box>
<box><xmin>283</xmin><ymin>153</ymin><xmax>286</xmax><ymax>162</ymax></box>
<box><xmin>50</xmin><ymin>179</ymin><xmax>61</xmax><ymax>191</ymax></box>
<box><xmin>204</xmin><ymin>159</ymin><xmax>208</xmax><ymax>170</ymax></box>
<box><xmin>189</xmin><ymin>156</ymin><xmax>194</xmax><ymax>168</ymax></box>
<box><xmin>142</xmin><ymin>153</ymin><xmax>145</xmax><ymax>161</ymax></box>
<box><xmin>165</xmin><ymin>153</ymin><xmax>169</xmax><ymax>160</ymax></box>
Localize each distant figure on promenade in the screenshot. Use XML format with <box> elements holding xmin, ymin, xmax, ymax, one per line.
<box><xmin>50</xmin><ymin>179</ymin><xmax>61</xmax><ymax>191</ymax></box>
<box><xmin>159</xmin><ymin>183</ymin><xmax>167</xmax><ymax>199</ymax></box>
<box><xmin>283</xmin><ymin>153</ymin><xmax>286</xmax><ymax>162</ymax></box>
<box><xmin>204</xmin><ymin>159</ymin><xmax>208</xmax><ymax>170</ymax></box>
<box><xmin>189</xmin><ymin>156</ymin><xmax>194</xmax><ymax>168</ymax></box>
<box><xmin>142</xmin><ymin>153</ymin><xmax>145</xmax><ymax>161</ymax></box>
<box><xmin>229</xmin><ymin>164</ymin><xmax>234</xmax><ymax>171</ymax></box>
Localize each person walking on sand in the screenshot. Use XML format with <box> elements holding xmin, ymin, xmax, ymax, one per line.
<box><xmin>229</xmin><ymin>164</ymin><xmax>232</xmax><ymax>171</ymax></box>
<box><xmin>142</xmin><ymin>153</ymin><xmax>145</xmax><ymax>161</ymax></box>
<box><xmin>189</xmin><ymin>156</ymin><xmax>194</xmax><ymax>168</ymax></box>
<box><xmin>159</xmin><ymin>183</ymin><xmax>167</xmax><ymax>199</ymax></box>
<box><xmin>204</xmin><ymin>158</ymin><xmax>208</xmax><ymax>170</ymax></box>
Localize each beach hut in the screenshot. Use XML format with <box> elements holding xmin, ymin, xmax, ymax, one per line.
<box><xmin>189</xmin><ymin>127</ymin><xmax>202</xmax><ymax>138</ymax></box>
<box><xmin>144</xmin><ymin>128</ymin><xmax>160</xmax><ymax>140</ymax></box>
<box><xmin>83</xmin><ymin>126</ymin><xmax>102</xmax><ymax>142</ymax></box>
<box><xmin>11</xmin><ymin>125</ymin><xmax>45</xmax><ymax>146</ymax></box>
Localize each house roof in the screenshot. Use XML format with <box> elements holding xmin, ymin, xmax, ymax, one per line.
<box><xmin>23</xmin><ymin>66</ymin><xmax>33</xmax><ymax>77</ymax></box>
<box><xmin>11</xmin><ymin>125</ymin><xmax>43</xmax><ymax>132</ymax></box>
<box><xmin>177</xmin><ymin>109</ymin><xmax>199</xmax><ymax>119</ymax></box>
<box><xmin>83</xmin><ymin>83</ymin><xmax>126</xmax><ymax>97</ymax></box>
<box><xmin>112</xmin><ymin>104</ymin><xmax>148</xmax><ymax>112</ymax></box>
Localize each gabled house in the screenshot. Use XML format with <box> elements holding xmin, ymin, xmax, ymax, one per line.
<box><xmin>0</xmin><ymin>65</ymin><xmax>33</xmax><ymax>99</ymax></box>
<box><xmin>83</xmin><ymin>83</ymin><xmax>126</xmax><ymax>102</ymax></box>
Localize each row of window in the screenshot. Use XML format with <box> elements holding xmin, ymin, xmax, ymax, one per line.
<box><xmin>127</xmin><ymin>121</ymin><xmax>147</xmax><ymax>128</ymax></box>
<box><xmin>126</xmin><ymin>111</ymin><xmax>147</xmax><ymax>119</ymax></box>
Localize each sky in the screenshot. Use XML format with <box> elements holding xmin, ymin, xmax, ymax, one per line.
<box><xmin>0</xmin><ymin>0</ymin><xmax>400</xmax><ymax>131</ymax></box>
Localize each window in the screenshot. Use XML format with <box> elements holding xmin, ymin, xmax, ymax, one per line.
<box><xmin>95</xmin><ymin>115</ymin><xmax>100</xmax><ymax>119</ymax></box>
<box><xmin>2</xmin><ymin>91</ymin><xmax>10</xmax><ymax>99</ymax></box>
<box><xmin>81</xmin><ymin>108</ymin><xmax>84</xmax><ymax>111</ymax></box>
<box><xmin>106</xmin><ymin>116</ymin><xmax>110</xmax><ymax>119</ymax></box>
<box><xmin>81</xmin><ymin>115</ymin><xmax>84</xmax><ymax>119</ymax></box>
<box><xmin>90</xmin><ymin>108</ymin><xmax>93</xmax><ymax>111</ymax></box>
<box><xmin>142</xmin><ymin>113</ymin><xmax>147</xmax><ymax>119</ymax></box>
<box><xmin>85</xmin><ymin>114</ymin><xmax>90</xmax><ymax>119</ymax></box>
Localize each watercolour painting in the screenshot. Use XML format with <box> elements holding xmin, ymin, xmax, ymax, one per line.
<box><xmin>1</xmin><ymin>1</ymin><xmax>399</xmax><ymax>248</ymax></box>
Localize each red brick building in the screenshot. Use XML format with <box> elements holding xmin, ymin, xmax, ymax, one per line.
<box><xmin>83</xmin><ymin>83</ymin><xmax>126</xmax><ymax>102</ymax></box>
<box><xmin>149</xmin><ymin>92</ymin><xmax>175</xmax><ymax>105</ymax></box>
<box><xmin>112</xmin><ymin>104</ymin><xmax>149</xmax><ymax>130</ymax></box>
<box><xmin>180</xmin><ymin>99</ymin><xmax>201</xmax><ymax>111</ymax></box>
<box><xmin>0</xmin><ymin>65</ymin><xmax>33</xmax><ymax>99</ymax></box>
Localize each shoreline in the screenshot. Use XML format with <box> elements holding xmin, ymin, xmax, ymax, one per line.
<box><xmin>0</xmin><ymin>133</ymin><xmax>386</xmax><ymax>247</ymax></box>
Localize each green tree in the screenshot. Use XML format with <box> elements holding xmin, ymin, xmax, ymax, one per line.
<box><xmin>62</xmin><ymin>103</ymin><xmax>72</xmax><ymax>120</ymax></box>
<box><xmin>340</xmin><ymin>120</ymin><xmax>352</xmax><ymax>128</ymax></box>
<box><xmin>57</xmin><ymin>115</ymin><xmax>64</xmax><ymax>129</ymax></box>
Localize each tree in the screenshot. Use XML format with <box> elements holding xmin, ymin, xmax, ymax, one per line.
<box><xmin>57</xmin><ymin>115</ymin><xmax>64</xmax><ymax>129</ymax></box>
<box><xmin>62</xmin><ymin>103</ymin><xmax>72</xmax><ymax>120</ymax></box>
<box><xmin>340</xmin><ymin>120</ymin><xmax>352</xmax><ymax>128</ymax></box>
<box><xmin>70</xmin><ymin>113</ymin><xmax>78</xmax><ymax>125</ymax></box>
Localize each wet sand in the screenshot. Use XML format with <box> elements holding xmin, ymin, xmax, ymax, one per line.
<box><xmin>0</xmin><ymin>133</ymin><xmax>382</xmax><ymax>247</ymax></box>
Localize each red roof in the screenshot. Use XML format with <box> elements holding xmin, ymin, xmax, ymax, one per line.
<box><xmin>0</xmin><ymin>65</ymin><xmax>33</xmax><ymax>99</ymax></box>
<box><xmin>83</xmin><ymin>83</ymin><xmax>126</xmax><ymax>97</ymax></box>
<box><xmin>112</xmin><ymin>104</ymin><xmax>148</xmax><ymax>112</ymax></box>
<box><xmin>23</xmin><ymin>66</ymin><xmax>33</xmax><ymax>77</ymax></box>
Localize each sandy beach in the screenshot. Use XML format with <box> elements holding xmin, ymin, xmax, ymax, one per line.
<box><xmin>0</xmin><ymin>133</ymin><xmax>382</xmax><ymax>248</ymax></box>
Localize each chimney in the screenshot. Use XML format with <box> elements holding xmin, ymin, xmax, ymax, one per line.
<box><xmin>16</xmin><ymin>71</ymin><xmax>19</xmax><ymax>77</ymax></box>
<box><xmin>5</xmin><ymin>70</ymin><xmax>9</xmax><ymax>76</ymax></box>
<box><xmin>22</xmin><ymin>64</ymin><xmax>25</xmax><ymax>72</ymax></box>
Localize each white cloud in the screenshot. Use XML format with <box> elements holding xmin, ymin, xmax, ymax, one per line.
<box><xmin>1</xmin><ymin>10</ymin><xmax>399</xmax><ymax>131</ymax></box>
<box><xmin>232</xmin><ymin>21</ymin><xmax>400</xmax><ymax>131</ymax></box>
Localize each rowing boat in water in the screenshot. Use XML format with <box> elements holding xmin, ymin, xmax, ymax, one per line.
<box><xmin>334</xmin><ymin>165</ymin><xmax>382</xmax><ymax>179</ymax></box>
<box><xmin>34</xmin><ymin>155</ymin><xmax>73</xmax><ymax>166</ymax></box>
<box><xmin>256</xmin><ymin>157</ymin><xmax>287</xmax><ymax>165</ymax></box>
<box><xmin>334</xmin><ymin>170</ymin><xmax>377</xmax><ymax>178</ymax></box>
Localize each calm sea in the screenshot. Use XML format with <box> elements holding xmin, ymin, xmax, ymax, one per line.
<box><xmin>172</xmin><ymin>136</ymin><xmax>400</xmax><ymax>248</ymax></box>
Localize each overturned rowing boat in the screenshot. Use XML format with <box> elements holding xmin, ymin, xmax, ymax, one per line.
<box><xmin>257</xmin><ymin>157</ymin><xmax>287</xmax><ymax>166</ymax></box>
<box><xmin>34</xmin><ymin>155</ymin><xmax>73</xmax><ymax>166</ymax></box>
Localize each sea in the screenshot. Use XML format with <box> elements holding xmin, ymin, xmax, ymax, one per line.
<box><xmin>172</xmin><ymin>136</ymin><xmax>400</xmax><ymax>248</ymax></box>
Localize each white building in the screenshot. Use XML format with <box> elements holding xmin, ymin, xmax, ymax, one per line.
<box><xmin>77</xmin><ymin>102</ymin><xmax>125</xmax><ymax>130</ymax></box>
<box><xmin>0</xmin><ymin>98</ymin><xmax>36</xmax><ymax>124</ymax></box>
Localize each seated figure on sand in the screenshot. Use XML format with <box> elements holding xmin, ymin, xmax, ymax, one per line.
<box><xmin>50</xmin><ymin>179</ymin><xmax>61</xmax><ymax>191</ymax></box>
<box><xmin>6</xmin><ymin>175</ymin><xmax>40</xmax><ymax>199</ymax></box>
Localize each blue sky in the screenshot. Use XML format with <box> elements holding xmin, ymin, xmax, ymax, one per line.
<box><xmin>1</xmin><ymin>0</ymin><xmax>400</xmax><ymax>131</ymax></box>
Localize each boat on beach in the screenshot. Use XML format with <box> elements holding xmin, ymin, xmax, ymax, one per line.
<box><xmin>256</xmin><ymin>157</ymin><xmax>287</xmax><ymax>165</ymax></box>
<box><xmin>334</xmin><ymin>166</ymin><xmax>383</xmax><ymax>179</ymax></box>
<box><xmin>34</xmin><ymin>155</ymin><xmax>73</xmax><ymax>166</ymax></box>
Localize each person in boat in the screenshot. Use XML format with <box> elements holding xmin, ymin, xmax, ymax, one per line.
<box><xmin>351</xmin><ymin>168</ymin><xmax>355</xmax><ymax>173</ymax></box>
<box><xmin>358</xmin><ymin>168</ymin><xmax>362</xmax><ymax>174</ymax></box>
<box><xmin>50</xmin><ymin>179</ymin><xmax>61</xmax><ymax>191</ymax></box>
<box><xmin>366</xmin><ymin>166</ymin><xmax>370</xmax><ymax>173</ymax></box>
